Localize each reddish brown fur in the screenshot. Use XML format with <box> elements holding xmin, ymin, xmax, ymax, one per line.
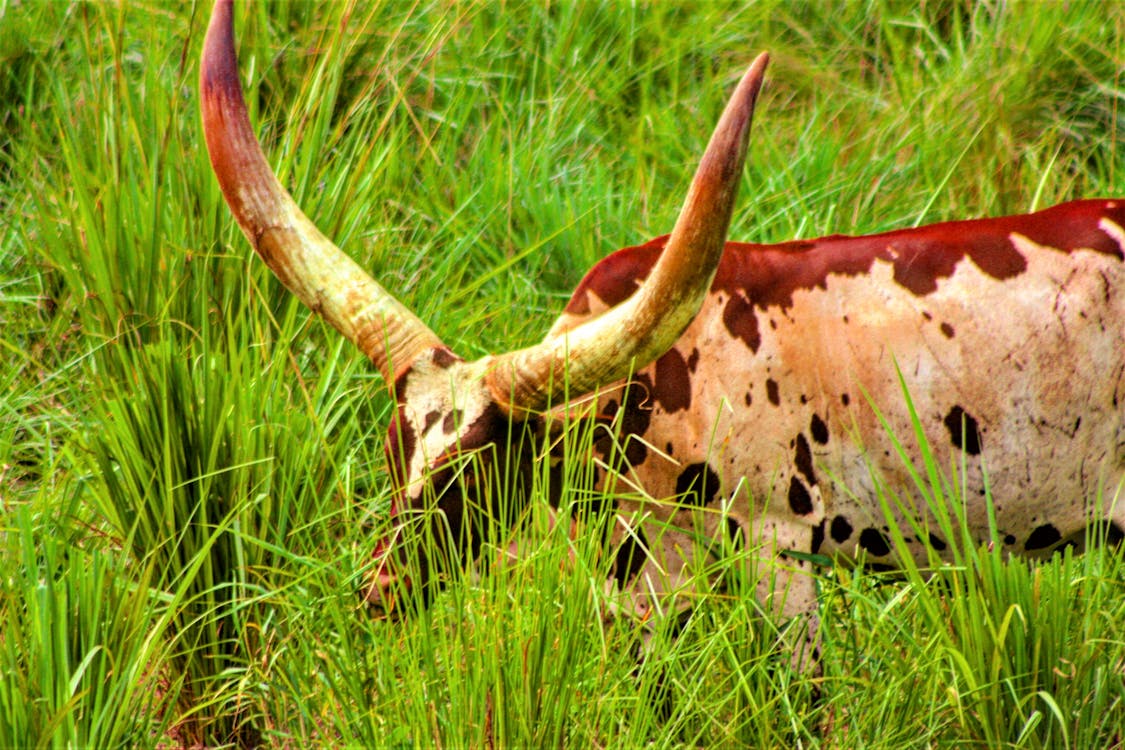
<box><xmin>566</xmin><ymin>200</ymin><xmax>1125</xmax><ymax>339</ymax></box>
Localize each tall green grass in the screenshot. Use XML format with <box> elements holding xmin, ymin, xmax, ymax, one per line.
<box><xmin>2</xmin><ymin>0</ymin><xmax>1122</xmax><ymax>746</ymax></box>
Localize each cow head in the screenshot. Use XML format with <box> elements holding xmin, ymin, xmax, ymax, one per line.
<box><xmin>199</xmin><ymin>0</ymin><xmax>767</xmax><ymax>610</ymax></box>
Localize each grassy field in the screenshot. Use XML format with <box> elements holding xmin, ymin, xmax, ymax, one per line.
<box><xmin>2</xmin><ymin>1</ymin><xmax>1124</xmax><ymax>747</ymax></box>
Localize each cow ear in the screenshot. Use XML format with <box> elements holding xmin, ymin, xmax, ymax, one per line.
<box><xmin>200</xmin><ymin>0</ymin><xmax>447</xmax><ymax>382</ymax></box>
<box><xmin>486</xmin><ymin>53</ymin><xmax>770</xmax><ymax>414</ymax></box>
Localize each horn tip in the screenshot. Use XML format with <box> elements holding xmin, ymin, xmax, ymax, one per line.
<box><xmin>200</xmin><ymin>0</ymin><xmax>239</xmax><ymax>101</ymax></box>
<box><xmin>737</xmin><ymin>51</ymin><xmax>770</xmax><ymax>104</ymax></box>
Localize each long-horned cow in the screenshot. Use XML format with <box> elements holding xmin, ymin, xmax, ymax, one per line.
<box><xmin>201</xmin><ymin>0</ymin><xmax>1125</xmax><ymax>665</ymax></box>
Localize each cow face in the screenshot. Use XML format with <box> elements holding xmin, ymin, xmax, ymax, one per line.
<box><xmin>383</xmin><ymin>349</ymin><xmax>505</xmax><ymax>510</ymax></box>
<box><xmin>199</xmin><ymin>0</ymin><xmax>767</xmax><ymax>613</ymax></box>
<box><xmin>370</xmin><ymin>349</ymin><xmax>538</xmax><ymax>612</ymax></box>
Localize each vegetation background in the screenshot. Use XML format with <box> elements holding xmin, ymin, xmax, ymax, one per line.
<box><xmin>1</xmin><ymin>0</ymin><xmax>1122</xmax><ymax>747</ymax></box>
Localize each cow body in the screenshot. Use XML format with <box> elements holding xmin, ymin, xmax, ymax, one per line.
<box><xmin>553</xmin><ymin>199</ymin><xmax>1124</xmax><ymax>627</ymax></box>
<box><xmin>201</xmin><ymin>0</ymin><xmax>1124</xmax><ymax>672</ymax></box>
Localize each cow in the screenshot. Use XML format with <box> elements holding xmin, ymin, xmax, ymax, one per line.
<box><xmin>200</xmin><ymin>0</ymin><xmax>1125</xmax><ymax>670</ymax></box>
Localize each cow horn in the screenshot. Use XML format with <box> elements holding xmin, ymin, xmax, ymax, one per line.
<box><xmin>486</xmin><ymin>52</ymin><xmax>769</xmax><ymax>414</ymax></box>
<box><xmin>200</xmin><ymin>0</ymin><xmax>445</xmax><ymax>382</ymax></box>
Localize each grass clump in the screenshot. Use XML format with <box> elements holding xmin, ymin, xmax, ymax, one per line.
<box><xmin>1</xmin><ymin>0</ymin><xmax>1122</xmax><ymax>747</ymax></box>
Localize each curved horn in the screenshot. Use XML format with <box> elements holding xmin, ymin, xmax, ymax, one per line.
<box><xmin>486</xmin><ymin>52</ymin><xmax>769</xmax><ymax>413</ymax></box>
<box><xmin>200</xmin><ymin>0</ymin><xmax>445</xmax><ymax>381</ymax></box>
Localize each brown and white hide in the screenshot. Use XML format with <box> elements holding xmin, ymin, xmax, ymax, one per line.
<box><xmin>552</xmin><ymin>200</ymin><xmax>1125</xmax><ymax>635</ymax></box>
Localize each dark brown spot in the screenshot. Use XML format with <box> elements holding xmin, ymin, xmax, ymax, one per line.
<box><xmin>744</xmin><ymin>392</ymin><xmax>752</xmax><ymax>406</ymax></box>
<box><xmin>422</xmin><ymin>410</ymin><xmax>441</xmax><ymax>433</ymax></box>
<box><xmin>940</xmin><ymin>321</ymin><xmax>955</xmax><ymax>338</ymax></box>
<box><xmin>830</xmin><ymin>516</ymin><xmax>853</xmax><ymax>543</ymax></box>
<box><xmin>722</xmin><ymin>291</ymin><xmax>760</xmax><ymax>352</ymax></box>
<box><xmin>687</xmin><ymin>348</ymin><xmax>700</xmax><ymax>372</ymax></box>
<box><xmin>810</xmin><ymin>413</ymin><xmax>829</xmax><ymax>444</ymax></box>
<box><xmin>794</xmin><ymin>433</ymin><xmax>817</xmax><ymax>486</ymax></box>
<box><xmin>594</xmin><ymin>378</ymin><xmax>653</xmax><ymax>469</ymax></box>
<box><xmin>652</xmin><ymin>348</ymin><xmax>692</xmax><ymax>413</ymax></box>
<box><xmin>811</xmin><ymin>520</ymin><xmax>826</xmax><ymax>553</ymax></box>
<box><xmin>613</xmin><ymin>526</ymin><xmax>650</xmax><ymax>587</ymax></box>
<box><xmin>787</xmin><ymin>476</ymin><xmax>813</xmax><ymax>515</ymax></box>
<box><xmin>384</xmin><ymin>409</ymin><xmax>416</xmax><ymax>499</ymax></box>
<box><xmin>841</xmin><ymin>393</ymin><xmax>851</xmax><ymax>407</ymax></box>
<box><xmin>456</xmin><ymin>402</ymin><xmax>504</xmax><ymax>450</ymax></box>
<box><xmin>431</xmin><ymin>347</ymin><xmax>460</xmax><ymax>368</ymax></box>
<box><xmin>944</xmin><ymin>405</ymin><xmax>982</xmax><ymax>455</ymax></box>
<box><xmin>1004</xmin><ymin>534</ymin><xmax>1017</xmax><ymax>546</ymax></box>
<box><xmin>766</xmin><ymin>379</ymin><xmax>780</xmax><ymax>406</ymax></box>
<box><xmin>621</xmin><ymin>378</ymin><xmax>653</xmax><ymax>466</ymax></box>
<box><xmin>1090</xmin><ymin>521</ymin><xmax>1124</xmax><ymax>545</ymax></box>
<box><xmin>859</xmin><ymin>527</ymin><xmax>891</xmax><ymax>557</ymax></box>
<box><xmin>1024</xmin><ymin>523</ymin><xmax>1062</xmax><ymax>551</ymax></box>
<box><xmin>927</xmin><ymin>532</ymin><xmax>947</xmax><ymax>551</ymax></box>
<box><xmin>443</xmin><ymin>409</ymin><xmax>464</xmax><ymax>435</ymax></box>
<box><xmin>725</xmin><ymin>517</ymin><xmax>744</xmax><ymax>548</ymax></box>
<box><xmin>675</xmin><ymin>462</ymin><xmax>720</xmax><ymax>506</ymax></box>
